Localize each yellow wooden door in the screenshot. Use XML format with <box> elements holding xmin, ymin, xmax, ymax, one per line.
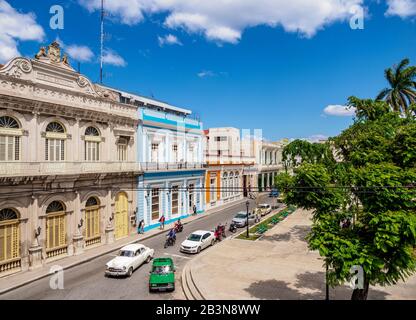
<box><xmin>0</xmin><ymin>220</ymin><xmax>20</xmax><ymax>263</ymax></box>
<box><xmin>115</xmin><ymin>193</ymin><xmax>128</xmax><ymax>239</ymax></box>
<box><xmin>46</xmin><ymin>213</ymin><xmax>66</xmax><ymax>250</ymax></box>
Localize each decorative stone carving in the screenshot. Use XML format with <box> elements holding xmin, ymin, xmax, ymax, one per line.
<box><xmin>35</xmin><ymin>47</ymin><xmax>47</xmax><ymax>59</ymax></box>
<box><xmin>0</xmin><ymin>58</ymin><xmax>33</xmax><ymax>79</ymax></box>
<box><xmin>28</xmin><ymin>246</ymin><xmax>43</xmax><ymax>270</ymax></box>
<box><xmin>48</xmin><ymin>41</ymin><xmax>61</xmax><ymax>63</ymax></box>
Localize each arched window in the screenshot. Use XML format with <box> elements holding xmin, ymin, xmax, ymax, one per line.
<box><xmin>0</xmin><ymin>116</ymin><xmax>21</xmax><ymax>162</ymax></box>
<box><xmin>0</xmin><ymin>208</ymin><xmax>20</xmax><ymax>268</ymax></box>
<box><xmin>229</xmin><ymin>173</ymin><xmax>234</xmax><ymax>198</ymax></box>
<box><xmin>45</xmin><ymin>201</ymin><xmax>67</xmax><ymax>258</ymax></box>
<box><xmin>222</xmin><ymin>173</ymin><xmax>228</xmax><ymax>199</ymax></box>
<box><xmin>85</xmin><ymin>126</ymin><xmax>100</xmax><ymax>161</ymax></box>
<box><xmin>234</xmin><ymin>172</ymin><xmax>239</xmax><ymax>195</ymax></box>
<box><xmin>85</xmin><ymin>197</ymin><xmax>100</xmax><ymax>246</ymax></box>
<box><xmin>45</xmin><ymin>122</ymin><xmax>66</xmax><ymax>161</ymax></box>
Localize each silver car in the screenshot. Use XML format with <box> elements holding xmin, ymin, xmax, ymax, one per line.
<box><xmin>232</xmin><ymin>211</ymin><xmax>256</xmax><ymax>227</ymax></box>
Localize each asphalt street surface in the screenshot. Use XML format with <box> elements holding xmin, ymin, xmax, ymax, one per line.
<box><xmin>1</xmin><ymin>196</ymin><xmax>276</xmax><ymax>300</ymax></box>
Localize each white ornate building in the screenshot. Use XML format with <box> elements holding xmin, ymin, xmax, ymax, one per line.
<box><xmin>0</xmin><ymin>42</ymin><xmax>141</xmax><ymax>277</ymax></box>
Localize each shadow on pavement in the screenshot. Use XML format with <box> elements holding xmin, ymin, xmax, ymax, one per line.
<box><xmin>260</xmin><ymin>225</ymin><xmax>311</xmax><ymax>243</ymax></box>
<box><xmin>244</xmin><ymin>271</ymin><xmax>389</xmax><ymax>300</ymax></box>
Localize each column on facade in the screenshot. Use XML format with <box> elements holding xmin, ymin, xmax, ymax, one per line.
<box><xmin>29</xmin><ymin>112</ymin><xmax>39</xmax><ymax>162</ymax></box>
<box><xmin>27</xmin><ymin>195</ymin><xmax>43</xmax><ymax>269</ymax></box>
<box><xmin>165</xmin><ymin>133</ymin><xmax>171</xmax><ymax>163</ymax></box>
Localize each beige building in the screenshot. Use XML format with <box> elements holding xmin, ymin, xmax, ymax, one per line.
<box><xmin>0</xmin><ymin>42</ymin><xmax>141</xmax><ymax>277</ymax></box>
<box><xmin>254</xmin><ymin>139</ymin><xmax>286</xmax><ymax>192</ymax></box>
<box><xmin>203</xmin><ymin>128</ymin><xmax>256</xmax><ymax>210</ymax></box>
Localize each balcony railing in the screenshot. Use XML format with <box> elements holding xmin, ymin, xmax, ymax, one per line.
<box><xmin>141</xmin><ymin>162</ymin><xmax>206</xmax><ymax>172</ymax></box>
<box><xmin>205</xmin><ymin>154</ymin><xmax>256</xmax><ymax>165</ymax></box>
<box><xmin>0</xmin><ymin>161</ymin><xmax>142</xmax><ymax>177</ymax></box>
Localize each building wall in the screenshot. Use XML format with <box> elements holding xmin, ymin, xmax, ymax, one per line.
<box><xmin>0</xmin><ymin>43</ymin><xmax>140</xmax><ymax>277</ymax></box>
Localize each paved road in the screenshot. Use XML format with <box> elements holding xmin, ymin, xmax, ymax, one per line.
<box><xmin>1</xmin><ymin>196</ymin><xmax>276</xmax><ymax>300</ymax></box>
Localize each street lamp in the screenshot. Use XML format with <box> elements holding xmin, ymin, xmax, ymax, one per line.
<box><xmin>246</xmin><ymin>200</ymin><xmax>250</xmax><ymax>238</ymax></box>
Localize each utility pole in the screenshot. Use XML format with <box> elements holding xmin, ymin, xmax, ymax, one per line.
<box><xmin>100</xmin><ymin>0</ymin><xmax>104</xmax><ymax>84</ymax></box>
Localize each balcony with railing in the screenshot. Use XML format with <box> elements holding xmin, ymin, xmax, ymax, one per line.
<box><xmin>0</xmin><ymin>161</ymin><xmax>142</xmax><ymax>177</ymax></box>
<box><xmin>205</xmin><ymin>154</ymin><xmax>256</xmax><ymax>165</ymax></box>
<box><xmin>141</xmin><ymin>162</ymin><xmax>206</xmax><ymax>172</ymax></box>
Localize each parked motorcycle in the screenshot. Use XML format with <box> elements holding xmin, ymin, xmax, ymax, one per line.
<box><xmin>229</xmin><ymin>222</ymin><xmax>237</xmax><ymax>233</ymax></box>
<box><xmin>214</xmin><ymin>223</ymin><xmax>227</xmax><ymax>241</ymax></box>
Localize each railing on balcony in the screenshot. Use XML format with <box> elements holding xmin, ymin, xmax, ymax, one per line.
<box><xmin>205</xmin><ymin>154</ymin><xmax>256</xmax><ymax>165</ymax></box>
<box><xmin>0</xmin><ymin>162</ymin><xmax>143</xmax><ymax>177</ymax></box>
<box><xmin>141</xmin><ymin>162</ymin><xmax>206</xmax><ymax>172</ymax></box>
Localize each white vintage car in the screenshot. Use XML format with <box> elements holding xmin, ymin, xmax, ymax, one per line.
<box><xmin>180</xmin><ymin>230</ymin><xmax>215</xmax><ymax>254</ymax></box>
<box><xmin>105</xmin><ymin>244</ymin><xmax>154</xmax><ymax>277</ymax></box>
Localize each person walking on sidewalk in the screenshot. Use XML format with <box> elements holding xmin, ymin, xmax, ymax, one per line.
<box><xmin>137</xmin><ymin>219</ymin><xmax>145</xmax><ymax>234</ymax></box>
<box><xmin>159</xmin><ymin>215</ymin><xmax>166</xmax><ymax>230</ymax></box>
<box><xmin>192</xmin><ymin>204</ymin><xmax>197</xmax><ymax>216</ymax></box>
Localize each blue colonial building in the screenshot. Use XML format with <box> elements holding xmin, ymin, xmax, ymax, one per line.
<box><xmin>101</xmin><ymin>87</ymin><xmax>205</xmax><ymax>231</ymax></box>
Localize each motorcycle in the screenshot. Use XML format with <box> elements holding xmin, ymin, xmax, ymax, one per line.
<box><xmin>174</xmin><ymin>222</ymin><xmax>183</xmax><ymax>233</ymax></box>
<box><xmin>229</xmin><ymin>222</ymin><xmax>237</xmax><ymax>233</ymax></box>
<box><xmin>164</xmin><ymin>235</ymin><xmax>176</xmax><ymax>248</ymax></box>
<box><xmin>214</xmin><ymin>224</ymin><xmax>227</xmax><ymax>242</ymax></box>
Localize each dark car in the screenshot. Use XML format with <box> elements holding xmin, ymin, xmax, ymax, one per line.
<box><xmin>269</xmin><ymin>189</ymin><xmax>279</xmax><ymax>197</ymax></box>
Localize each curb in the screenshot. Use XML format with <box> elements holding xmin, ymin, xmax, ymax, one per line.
<box><xmin>0</xmin><ymin>198</ymin><xmax>249</xmax><ymax>296</ymax></box>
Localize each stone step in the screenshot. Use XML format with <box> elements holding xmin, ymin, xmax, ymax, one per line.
<box><xmin>181</xmin><ymin>264</ymin><xmax>205</xmax><ymax>300</ymax></box>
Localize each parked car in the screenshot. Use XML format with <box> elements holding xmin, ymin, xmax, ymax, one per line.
<box><xmin>231</xmin><ymin>211</ymin><xmax>256</xmax><ymax>227</ymax></box>
<box><xmin>269</xmin><ymin>189</ymin><xmax>280</xmax><ymax>197</ymax></box>
<box><xmin>149</xmin><ymin>258</ymin><xmax>175</xmax><ymax>292</ymax></box>
<box><xmin>180</xmin><ymin>230</ymin><xmax>215</xmax><ymax>254</ymax></box>
<box><xmin>256</xmin><ymin>204</ymin><xmax>272</xmax><ymax>216</ymax></box>
<box><xmin>105</xmin><ymin>244</ymin><xmax>154</xmax><ymax>277</ymax></box>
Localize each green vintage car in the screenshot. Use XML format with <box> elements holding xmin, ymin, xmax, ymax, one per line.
<box><xmin>149</xmin><ymin>258</ymin><xmax>175</xmax><ymax>292</ymax></box>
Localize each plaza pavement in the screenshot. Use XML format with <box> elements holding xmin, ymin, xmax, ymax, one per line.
<box><xmin>181</xmin><ymin>208</ymin><xmax>416</xmax><ymax>300</ymax></box>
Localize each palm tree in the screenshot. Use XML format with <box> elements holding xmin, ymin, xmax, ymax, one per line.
<box><xmin>376</xmin><ymin>58</ymin><xmax>416</xmax><ymax>114</ymax></box>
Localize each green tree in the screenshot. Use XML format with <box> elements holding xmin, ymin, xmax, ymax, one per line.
<box><xmin>276</xmin><ymin>98</ymin><xmax>416</xmax><ymax>300</ymax></box>
<box><xmin>376</xmin><ymin>58</ymin><xmax>416</xmax><ymax>114</ymax></box>
<box><xmin>281</xmin><ymin>139</ymin><xmax>335</xmax><ymax>171</ymax></box>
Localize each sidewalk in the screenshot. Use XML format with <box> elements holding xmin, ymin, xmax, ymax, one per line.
<box><xmin>182</xmin><ymin>208</ymin><xmax>416</xmax><ymax>300</ymax></box>
<box><xmin>0</xmin><ymin>198</ymin><xmax>247</xmax><ymax>295</ymax></box>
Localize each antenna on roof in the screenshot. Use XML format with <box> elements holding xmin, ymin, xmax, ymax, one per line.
<box><xmin>99</xmin><ymin>0</ymin><xmax>105</xmax><ymax>84</ymax></box>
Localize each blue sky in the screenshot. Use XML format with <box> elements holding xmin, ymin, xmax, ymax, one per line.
<box><xmin>1</xmin><ymin>0</ymin><xmax>416</xmax><ymax>141</ymax></box>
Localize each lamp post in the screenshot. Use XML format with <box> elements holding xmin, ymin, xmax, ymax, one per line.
<box><xmin>246</xmin><ymin>200</ymin><xmax>250</xmax><ymax>238</ymax></box>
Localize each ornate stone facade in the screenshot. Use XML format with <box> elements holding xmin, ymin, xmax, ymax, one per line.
<box><xmin>0</xmin><ymin>43</ymin><xmax>140</xmax><ymax>277</ymax></box>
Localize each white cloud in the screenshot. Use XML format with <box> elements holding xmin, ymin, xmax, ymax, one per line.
<box><xmin>324</xmin><ymin>105</ymin><xmax>356</xmax><ymax>116</ymax></box>
<box><xmin>0</xmin><ymin>0</ymin><xmax>44</xmax><ymax>63</ymax></box>
<box><xmin>306</xmin><ymin>134</ymin><xmax>329</xmax><ymax>143</ymax></box>
<box><xmin>78</xmin><ymin>0</ymin><xmax>365</xmax><ymax>43</ymax></box>
<box><xmin>158</xmin><ymin>34</ymin><xmax>182</xmax><ymax>47</ymax></box>
<box><xmin>386</xmin><ymin>0</ymin><xmax>416</xmax><ymax>18</ymax></box>
<box><xmin>102</xmin><ymin>49</ymin><xmax>127</xmax><ymax>67</ymax></box>
<box><xmin>197</xmin><ymin>70</ymin><xmax>216</xmax><ymax>78</ymax></box>
<box><xmin>66</xmin><ymin>45</ymin><xmax>95</xmax><ymax>62</ymax></box>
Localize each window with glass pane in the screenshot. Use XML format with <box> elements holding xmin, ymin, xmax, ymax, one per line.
<box><xmin>118</xmin><ymin>143</ymin><xmax>127</xmax><ymax>161</ymax></box>
<box><xmin>151</xmin><ymin>188</ymin><xmax>159</xmax><ymax>221</ymax></box>
<box><xmin>85</xmin><ymin>141</ymin><xmax>99</xmax><ymax>161</ymax></box>
<box><xmin>85</xmin><ymin>127</ymin><xmax>100</xmax><ymax>161</ymax></box>
<box><xmin>0</xmin><ymin>116</ymin><xmax>20</xmax><ymax>161</ymax></box>
<box><xmin>172</xmin><ymin>186</ymin><xmax>179</xmax><ymax>215</ymax></box>
<box><xmin>210</xmin><ymin>178</ymin><xmax>216</xmax><ymax>202</ymax></box>
<box><xmin>45</xmin><ymin>138</ymin><xmax>65</xmax><ymax>161</ymax></box>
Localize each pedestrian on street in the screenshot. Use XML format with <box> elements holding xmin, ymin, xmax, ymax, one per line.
<box><xmin>193</xmin><ymin>204</ymin><xmax>197</xmax><ymax>216</ymax></box>
<box><xmin>159</xmin><ymin>215</ymin><xmax>166</xmax><ymax>230</ymax></box>
<box><xmin>137</xmin><ymin>219</ymin><xmax>145</xmax><ymax>234</ymax></box>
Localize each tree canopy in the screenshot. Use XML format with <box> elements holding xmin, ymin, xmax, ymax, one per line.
<box><xmin>276</xmin><ymin>96</ymin><xmax>416</xmax><ymax>300</ymax></box>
